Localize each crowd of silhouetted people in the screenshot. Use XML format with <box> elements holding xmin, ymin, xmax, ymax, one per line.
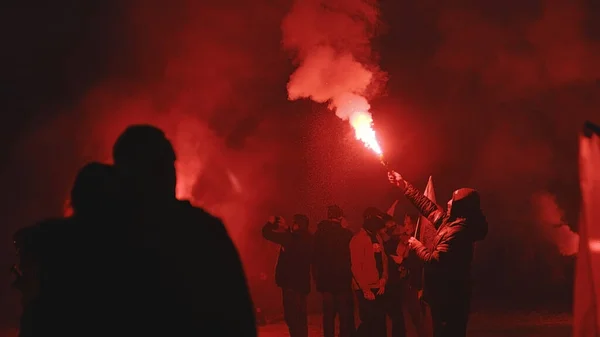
<box><xmin>262</xmin><ymin>173</ymin><xmax>488</xmax><ymax>337</ymax></box>
<box><xmin>11</xmin><ymin>125</ymin><xmax>257</xmax><ymax>337</ymax></box>
<box><xmin>10</xmin><ymin>124</ymin><xmax>489</xmax><ymax>337</ymax></box>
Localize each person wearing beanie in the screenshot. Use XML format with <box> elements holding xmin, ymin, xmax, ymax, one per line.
<box><xmin>313</xmin><ymin>205</ymin><xmax>355</xmax><ymax>337</ymax></box>
<box><xmin>262</xmin><ymin>214</ymin><xmax>313</xmax><ymax>337</ymax></box>
<box><xmin>350</xmin><ymin>207</ymin><xmax>389</xmax><ymax>337</ymax></box>
<box><xmin>387</xmin><ymin>171</ymin><xmax>488</xmax><ymax>337</ymax></box>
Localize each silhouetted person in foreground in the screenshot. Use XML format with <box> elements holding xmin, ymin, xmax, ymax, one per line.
<box><xmin>313</xmin><ymin>205</ymin><xmax>355</xmax><ymax>337</ymax></box>
<box><xmin>262</xmin><ymin>214</ymin><xmax>312</xmax><ymax>337</ymax></box>
<box><xmin>64</xmin><ymin>162</ymin><xmax>123</xmax><ymax>334</ymax></box>
<box><xmin>14</xmin><ymin>162</ymin><xmax>118</xmax><ymax>337</ymax></box>
<box><xmin>111</xmin><ymin>124</ymin><xmax>256</xmax><ymax>336</ymax></box>
<box><xmin>351</xmin><ymin>207</ymin><xmax>389</xmax><ymax>337</ymax></box>
<box><xmin>388</xmin><ymin>171</ymin><xmax>488</xmax><ymax>337</ymax></box>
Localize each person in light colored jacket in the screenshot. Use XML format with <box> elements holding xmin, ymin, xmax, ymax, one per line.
<box><xmin>350</xmin><ymin>207</ymin><xmax>389</xmax><ymax>337</ymax></box>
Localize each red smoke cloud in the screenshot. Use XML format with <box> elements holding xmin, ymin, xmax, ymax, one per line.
<box><xmin>3</xmin><ymin>0</ymin><xmax>599</xmax><ymax>319</ymax></box>
<box><xmin>2</xmin><ymin>1</ymin><xmax>291</xmax><ymax>253</ymax></box>
<box><xmin>531</xmin><ymin>191</ymin><xmax>579</xmax><ymax>256</ymax></box>
<box><xmin>282</xmin><ymin>0</ymin><xmax>387</xmax><ymax>153</ymax></box>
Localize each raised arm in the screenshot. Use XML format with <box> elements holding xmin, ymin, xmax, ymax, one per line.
<box><xmin>261</xmin><ymin>221</ymin><xmax>292</xmax><ymax>246</ymax></box>
<box><xmin>403</xmin><ymin>183</ymin><xmax>445</xmax><ymax>228</ymax></box>
<box><xmin>388</xmin><ymin>171</ymin><xmax>445</xmax><ymax>229</ymax></box>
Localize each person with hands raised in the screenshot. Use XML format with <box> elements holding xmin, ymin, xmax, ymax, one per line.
<box><xmin>262</xmin><ymin>214</ymin><xmax>313</xmax><ymax>337</ymax></box>
<box><xmin>387</xmin><ymin>170</ymin><xmax>488</xmax><ymax>337</ymax></box>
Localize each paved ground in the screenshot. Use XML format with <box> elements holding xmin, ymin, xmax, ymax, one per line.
<box><xmin>0</xmin><ymin>312</ymin><xmax>572</xmax><ymax>337</ymax></box>
<box><xmin>259</xmin><ymin>312</ymin><xmax>572</xmax><ymax>337</ymax></box>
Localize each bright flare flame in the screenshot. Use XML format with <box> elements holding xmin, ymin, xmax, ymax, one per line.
<box><xmin>350</xmin><ymin>111</ymin><xmax>382</xmax><ymax>156</ymax></box>
<box><xmin>331</xmin><ymin>93</ymin><xmax>383</xmax><ymax>157</ymax></box>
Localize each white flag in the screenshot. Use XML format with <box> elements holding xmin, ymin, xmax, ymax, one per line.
<box><xmin>574</xmin><ymin>121</ymin><xmax>600</xmax><ymax>336</ymax></box>
<box><xmin>417</xmin><ymin>176</ymin><xmax>437</xmax><ymax>249</ymax></box>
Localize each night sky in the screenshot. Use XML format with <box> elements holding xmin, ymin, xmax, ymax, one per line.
<box><xmin>1</xmin><ymin>0</ymin><xmax>598</xmax><ymax>326</ymax></box>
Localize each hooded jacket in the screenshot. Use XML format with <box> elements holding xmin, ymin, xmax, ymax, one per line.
<box><xmin>403</xmin><ymin>184</ymin><xmax>488</xmax><ymax>284</ymax></box>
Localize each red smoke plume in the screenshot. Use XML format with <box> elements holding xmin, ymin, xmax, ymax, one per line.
<box><xmin>282</xmin><ymin>0</ymin><xmax>386</xmax><ymax>154</ymax></box>
<box><xmin>3</xmin><ymin>1</ymin><xmax>291</xmax><ymax>253</ymax></box>
<box><xmin>3</xmin><ymin>0</ymin><xmax>600</xmax><ymax>320</ymax></box>
<box><xmin>531</xmin><ymin>191</ymin><xmax>579</xmax><ymax>256</ymax></box>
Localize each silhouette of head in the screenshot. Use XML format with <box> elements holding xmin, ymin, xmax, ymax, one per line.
<box><xmin>362</xmin><ymin>207</ymin><xmax>386</xmax><ymax>234</ymax></box>
<box><xmin>403</xmin><ymin>215</ymin><xmax>415</xmax><ymax>236</ymax></box>
<box><xmin>448</xmin><ymin>188</ymin><xmax>488</xmax><ymax>241</ymax></box>
<box><xmin>70</xmin><ymin>162</ymin><xmax>116</xmax><ymax>218</ymax></box>
<box><xmin>327</xmin><ymin>205</ymin><xmax>343</xmax><ymax>220</ymax></box>
<box><xmin>381</xmin><ymin>213</ymin><xmax>396</xmax><ymax>233</ymax></box>
<box><xmin>448</xmin><ymin>188</ymin><xmax>480</xmax><ymax>218</ymax></box>
<box><xmin>112</xmin><ymin>125</ymin><xmax>177</xmax><ymax>200</ymax></box>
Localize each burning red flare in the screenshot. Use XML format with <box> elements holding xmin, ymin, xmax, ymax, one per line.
<box><xmin>331</xmin><ymin>92</ymin><xmax>383</xmax><ymax>157</ymax></box>
<box><xmin>350</xmin><ymin>110</ymin><xmax>382</xmax><ymax>156</ymax></box>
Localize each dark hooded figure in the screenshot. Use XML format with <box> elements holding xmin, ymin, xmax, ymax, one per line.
<box><xmin>109</xmin><ymin>124</ymin><xmax>256</xmax><ymax>336</ymax></box>
<box><xmin>313</xmin><ymin>205</ymin><xmax>356</xmax><ymax>337</ymax></box>
<box><xmin>262</xmin><ymin>214</ymin><xmax>312</xmax><ymax>337</ymax></box>
<box><xmin>388</xmin><ymin>171</ymin><xmax>488</xmax><ymax>337</ymax></box>
<box><xmin>15</xmin><ymin>162</ymin><xmax>119</xmax><ymax>337</ymax></box>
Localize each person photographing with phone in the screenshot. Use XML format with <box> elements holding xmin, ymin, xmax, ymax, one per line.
<box><xmin>387</xmin><ymin>171</ymin><xmax>488</xmax><ymax>337</ymax></box>
<box><xmin>262</xmin><ymin>214</ymin><xmax>313</xmax><ymax>337</ymax></box>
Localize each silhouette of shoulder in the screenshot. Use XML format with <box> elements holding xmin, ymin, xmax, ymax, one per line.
<box><xmin>171</xmin><ymin>200</ymin><xmax>257</xmax><ymax>336</ymax></box>
<box><xmin>175</xmin><ymin>200</ymin><xmax>228</xmax><ymax>234</ymax></box>
<box><xmin>316</xmin><ymin>220</ymin><xmax>331</xmax><ymax>232</ymax></box>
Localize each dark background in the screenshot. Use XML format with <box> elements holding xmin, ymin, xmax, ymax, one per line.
<box><xmin>1</xmin><ymin>0</ymin><xmax>597</xmax><ymax>327</ymax></box>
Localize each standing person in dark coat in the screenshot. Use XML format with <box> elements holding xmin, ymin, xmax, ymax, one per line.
<box><xmin>262</xmin><ymin>214</ymin><xmax>312</xmax><ymax>337</ymax></box>
<box><xmin>313</xmin><ymin>205</ymin><xmax>355</xmax><ymax>337</ymax></box>
<box><xmin>388</xmin><ymin>171</ymin><xmax>488</xmax><ymax>337</ymax></box>
<box><xmin>110</xmin><ymin>125</ymin><xmax>256</xmax><ymax>337</ymax></box>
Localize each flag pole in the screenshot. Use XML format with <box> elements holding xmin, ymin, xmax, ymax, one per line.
<box><xmin>414</xmin><ymin>215</ymin><xmax>421</xmax><ymax>239</ymax></box>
